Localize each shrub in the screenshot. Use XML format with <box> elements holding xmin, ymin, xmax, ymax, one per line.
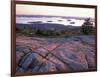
<box><xmin>81</xmin><ymin>26</ymin><xmax>94</xmax><ymax>35</ymax></box>
<box><xmin>81</xmin><ymin>18</ymin><xmax>94</xmax><ymax>35</ymax></box>
<box><xmin>35</xmin><ymin>29</ymin><xmax>42</xmax><ymax>35</ymax></box>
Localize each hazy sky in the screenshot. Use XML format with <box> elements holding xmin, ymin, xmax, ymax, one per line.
<box><xmin>16</xmin><ymin>4</ymin><xmax>95</xmax><ymax>18</ymax></box>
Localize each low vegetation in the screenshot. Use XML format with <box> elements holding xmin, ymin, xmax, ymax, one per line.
<box><xmin>16</xmin><ymin>18</ymin><xmax>95</xmax><ymax>37</ymax></box>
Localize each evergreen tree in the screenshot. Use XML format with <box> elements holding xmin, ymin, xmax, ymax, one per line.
<box><xmin>81</xmin><ymin>18</ymin><xmax>94</xmax><ymax>35</ymax></box>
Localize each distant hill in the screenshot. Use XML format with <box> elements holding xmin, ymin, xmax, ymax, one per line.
<box><xmin>16</xmin><ymin>23</ymin><xmax>80</xmax><ymax>31</ymax></box>
<box><xmin>16</xmin><ymin>15</ymin><xmax>91</xmax><ymax>20</ymax></box>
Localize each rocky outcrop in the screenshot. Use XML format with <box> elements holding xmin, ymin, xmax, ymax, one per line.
<box><xmin>16</xmin><ymin>35</ymin><xmax>96</xmax><ymax>73</ymax></box>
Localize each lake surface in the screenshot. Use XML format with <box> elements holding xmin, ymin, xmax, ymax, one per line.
<box><xmin>16</xmin><ymin>15</ymin><xmax>85</xmax><ymax>26</ymax></box>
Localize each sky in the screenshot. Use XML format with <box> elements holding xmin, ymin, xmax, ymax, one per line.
<box><xmin>16</xmin><ymin>4</ymin><xmax>95</xmax><ymax>18</ymax></box>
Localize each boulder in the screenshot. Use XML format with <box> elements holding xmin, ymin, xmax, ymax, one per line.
<box><xmin>16</xmin><ymin>51</ymin><xmax>25</xmax><ymax>64</ymax></box>
<box><xmin>80</xmin><ymin>47</ymin><xmax>96</xmax><ymax>69</ymax></box>
<box><xmin>16</xmin><ymin>66</ymin><xmax>25</xmax><ymax>73</ymax></box>
<box><xmin>38</xmin><ymin>59</ymin><xmax>56</xmax><ymax>72</ymax></box>
<box><xmin>52</xmin><ymin>42</ymin><xmax>89</xmax><ymax>71</ymax></box>
<box><xmin>47</xmin><ymin>54</ymin><xmax>71</xmax><ymax>72</ymax></box>
<box><xmin>19</xmin><ymin>52</ymin><xmax>43</xmax><ymax>69</ymax></box>
<box><xmin>34</xmin><ymin>48</ymin><xmax>49</xmax><ymax>57</ymax></box>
